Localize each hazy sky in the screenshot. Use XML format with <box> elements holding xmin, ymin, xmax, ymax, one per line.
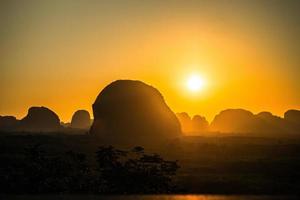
<box><xmin>1</xmin><ymin>0</ymin><xmax>300</xmax><ymax>122</ymax></box>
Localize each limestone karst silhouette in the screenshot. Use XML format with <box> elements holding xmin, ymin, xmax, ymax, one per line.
<box><xmin>176</xmin><ymin>112</ymin><xmax>208</xmax><ymax>133</ymax></box>
<box><xmin>210</xmin><ymin>108</ymin><xmax>300</xmax><ymax>134</ymax></box>
<box><xmin>284</xmin><ymin>109</ymin><xmax>300</xmax><ymax>132</ymax></box>
<box><xmin>70</xmin><ymin>110</ymin><xmax>91</xmax><ymax>129</ymax></box>
<box><xmin>192</xmin><ymin>115</ymin><xmax>209</xmax><ymax>132</ymax></box>
<box><xmin>0</xmin><ymin>116</ymin><xmax>18</xmax><ymax>131</ymax></box>
<box><xmin>210</xmin><ymin>109</ymin><xmax>255</xmax><ymax>133</ymax></box>
<box><xmin>284</xmin><ymin>109</ymin><xmax>300</xmax><ymax>125</ymax></box>
<box><xmin>90</xmin><ymin>80</ymin><xmax>181</xmax><ymax>144</ymax></box>
<box><xmin>256</xmin><ymin>111</ymin><xmax>289</xmax><ymax>133</ymax></box>
<box><xmin>176</xmin><ymin>112</ymin><xmax>193</xmax><ymax>132</ymax></box>
<box><xmin>18</xmin><ymin>106</ymin><xmax>62</xmax><ymax>132</ymax></box>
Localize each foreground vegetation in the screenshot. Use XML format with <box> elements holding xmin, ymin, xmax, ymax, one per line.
<box><xmin>0</xmin><ymin>139</ymin><xmax>179</xmax><ymax>193</ymax></box>
<box><xmin>1</xmin><ymin>132</ymin><xmax>300</xmax><ymax>194</ymax></box>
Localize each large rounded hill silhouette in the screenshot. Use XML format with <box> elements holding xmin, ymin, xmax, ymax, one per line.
<box><xmin>18</xmin><ymin>106</ymin><xmax>62</xmax><ymax>132</ymax></box>
<box><xmin>90</xmin><ymin>80</ymin><xmax>181</xmax><ymax>144</ymax></box>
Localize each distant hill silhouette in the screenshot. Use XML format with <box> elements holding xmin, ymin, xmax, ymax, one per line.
<box><xmin>210</xmin><ymin>108</ymin><xmax>300</xmax><ymax>135</ymax></box>
<box><xmin>0</xmin><ymin>116</ymin><xmax>18</xmax><ymax>131</ymax></box>
<box><xmin>256</xmin><ymin>111</ymin><xmax>290</xmax><ymax>133</ymax></box>
<box><xmin>177</xmin><ymin>112</ymin><xmax>193</xmax><ymax>132</ymax></box>
<box><xmin>285</xmin><ymin>109</ymin><xmax>300</xmax><ymax>129</ymax></box>
<box><xmin>210</xmin><ymin>109</ymin><xmax>256</xmax><ymax>133</ymax></box>
<box><xmin>192</xmin><ymin>115</ymin><xmax>209</xmax><ymax>132</ymax></box>
<box><xmin>70</xmin><ymin>110</ymin><xmax>91</xmax><ymax>129</ymax></box>
<box><xmin>90</xmin><ymin>80</ymin><xmax>181</xmax><ymax>144</ymax></box>
<box><xmin>285</xmin><ymin>110</ymin><xmax>300</xmax><ymax>122</ymax></box>
<box><xmin>176</xmin><ymin>112</ymin><xmax>208</xmax><ymax>133</ymax></box>
<box><xmin>17</xmin><ymin>106</ymin><xmax>62</xmax><ymax>132</ymax></box>
<box><xmin>1</xmin><ymin>86</ymin><xmax>299</xmax><ymax>137</ymax></box>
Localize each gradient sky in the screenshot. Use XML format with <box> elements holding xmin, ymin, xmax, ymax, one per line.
<box><xmin>1</xmin><ymin>0</ymin><xmax>300</xmax><ymax>122</ymax></box>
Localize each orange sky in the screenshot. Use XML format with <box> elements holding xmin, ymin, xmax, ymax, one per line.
<box><xmin>1</xmin><ymin>0</ymin><xmax>300</xmax><ymax>122</ymax></box>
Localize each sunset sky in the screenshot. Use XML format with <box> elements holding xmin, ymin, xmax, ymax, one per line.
<box><xmin>1</xmin><ymin>0</ymin><xmax>300</xmax><ymax>122</ymax></box>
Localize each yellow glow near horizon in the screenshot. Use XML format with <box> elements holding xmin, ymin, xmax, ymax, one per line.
<box><xmin>186</xmin><ymin>74</ymin><xmax>205</xmax><ymax>92</ymax></box>
<box><xmin>0</xmin><ymin>1</ymin><xmax>300</xmax><ymax>122</ymax></box>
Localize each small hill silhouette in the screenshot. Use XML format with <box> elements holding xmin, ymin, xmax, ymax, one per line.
<box><xmin>284</xmin><ymin>109</ymin><xmax>300</xmax><ymax>132</ymax></box>
<box><xmin>177</xmin><ymin>112</ymin><xmax>193</xmax><ymax>132</ymax></box>
<box><xmin>256</xmin><ymin>111</ymin><xmax>289</xmax><ymax>133</ymax></box>
<box><xmin>210</xmin><ymin>108</ymin><xmax>300</xmax><ymax>135</ymax></box>
<box><xmin>285</xmin><ymin>109</ymin><xmax>300</xmax><ymax>125</ymax></box>
<box><xmin>18</xmin><ymin>106</ymin><xmax>62</xmax><ymax>132</ymax></box>
<box><xmin>0</xmin><ymin>116</ymin><xmax>18</xmax><ymax>131</ymax></box>
<box><xmin>210</xmin><ymin>109</ymin><xmax>256</xmax><ymax>133</ymax></box>
<box><xmin>90</xmin><ymin>80</ymin><xmax>181</xmax><ymax>144</ymax></box>
<box><xmin>176</xmin><ymin>112</ymin><xmax>208</xmax><ymax>133</ymax></box>
<box><xmin>70</xmin><ymin>110</ymin><xmax>91</xmax><ymax>129</ymax></box>
<box><xmin>192</xmin><ymin>115</ymin><xmax>209</xmax><ymax>132</ymax></box>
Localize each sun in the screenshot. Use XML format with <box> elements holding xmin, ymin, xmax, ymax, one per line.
<box><xmin>186</xmin><ymin>74</ymin><xmax>205</xmax><ymax>92</ymax></box>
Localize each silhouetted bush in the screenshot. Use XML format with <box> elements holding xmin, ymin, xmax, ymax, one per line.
<box><xmin>0</xmin><ymin>144</ymin><xmax>180</xmax><ymax>194</ymax></box>
<box><xmin>1</xmin><ymin>144</ymin><xmax>93</xmax><ymax>193</ymax></box>
<box><xmin>95</xmin><ymin>146</ymin><xmax>180</xmax><ymax>193</ymax></box>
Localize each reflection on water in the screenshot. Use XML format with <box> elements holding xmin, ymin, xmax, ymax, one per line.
<box><xmin>2</xmin><ymin>195</ymin><xmax>297</xmax><ymax>200</ymax></box>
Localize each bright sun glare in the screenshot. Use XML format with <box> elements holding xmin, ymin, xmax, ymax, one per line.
<box><xmin>186</xmin><ymin>74</ymin><xmax>205</xmax><ymax>92</ymax></box>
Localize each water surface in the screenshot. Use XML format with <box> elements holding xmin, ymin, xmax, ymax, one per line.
<box><xmin>3</xmin><ymin>195</ymin><xmax>297</xmax><ymax>200</ymax></box>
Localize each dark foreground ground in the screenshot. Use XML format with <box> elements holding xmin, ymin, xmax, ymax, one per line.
<box><xmin>1</xmin><ymin>132</ymin><xmax>300</xmax><ymax>194</ymax></box>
